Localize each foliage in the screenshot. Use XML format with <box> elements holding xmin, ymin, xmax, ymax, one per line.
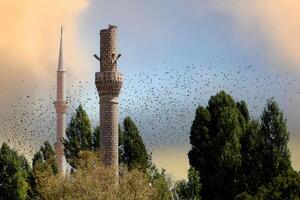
<box><xmin>32</xmin><ymin>141</ymin><xmax>58</xmax><ymax>175</ymax></box>
<box><xmin>64</xmin><ymin>105</ymin><xmax>143</xmax><ymax>170</ymax></box>
<box><xmin>63</xmin><ymin>104</ymin><xmax>93</xmax><ymax>168</ymax></box>
<box><xmin>239</xmin><ymin>120</ymin><xmax>263</xmax><ymax>193</ymax></box>
<box><xmin>0</xmin><ymin>143</ymin><xmax>31</xmax><ymax>200</ymax></box>
<box><xmin>188</xmin><ymin>91</ymin><xmax>245</xmax><ymax>199</ymax></box>
<box><xmin>122</xmin><ymin>116</ymin><xmax>148</xmax><ymax>172</ymax></box>
<box><xmin>92</xmin><ymin>126</ymin><xmax>100</xmax><ymax>151</ymax></box>
<box><xmin>235</xmin><ymin>170</ymin><xmax>300</xmax><ymax>200</ymax></box>
<box><xmin>61</xmin><ymin>105</ymin><xmax>171</xmax><ymax>199</ymax></box>
<box><xmin>36</xmin><ymin>151</ymin><xmax>160</xmax><ymax>200</ymax></box>
<box><xmin>147</xmin><ymin>154</ymin><xmax>172</xmax><ymax>200</ymax></box>
<box><xmin>260</xmin><ymin>99</ymin><xmax>291</xmax><ymax>182</ymax></box>
<box><xmin>174</xmin><ymin>167</ymin><xmax>202</xmax><ymax>200</ymax></box>
<box><xmin>31</xmin><ymin>141</ymin><xmax>58</xmax><ymax>199</ymax></box>
<box><xmin>188</xmin><ymin>91</ymin><xmax>296</xmax><ymax>199</ymax></box>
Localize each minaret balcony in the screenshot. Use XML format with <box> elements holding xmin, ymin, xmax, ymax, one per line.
<box><xmin>54</xmin><ymin>101</ymin><xmax>68</xmax><ymax>113</ymax></box>
<box><xmin>95</xmin><ymin>71</ymin><xmax>123</xmax><ymax>96</ymax></box>
<box><xmin>95</xmin><ymin>71</ymin><xmax>123</xmax><ymax>81</ymax></box>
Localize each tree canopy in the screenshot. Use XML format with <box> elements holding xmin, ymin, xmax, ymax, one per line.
<box><xmin>122</xmin><ymin>116</ymin><xmax>148</xmax><ymax>172</ymax></box>
<box><xmin>63</xmin><ymin>104</ymin><xmax>93</xmax><ymax>168</ymax></box>
<box><xmin>188</xmin><ymin>91</ymin><xmax>298</xmax><ymax>200</ymax></box>
<box><xmin>0</xmin><ymin>143</ymin><xmax>31</xmax><ymax>200</ymax></box>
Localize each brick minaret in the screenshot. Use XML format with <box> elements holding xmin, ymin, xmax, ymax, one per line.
<box><xmin>54</xmin><ymin>26</ymin><xmax>68</xmax><ymax>173</ymax></box>
<box><xmin>95</xmin><ymin>25</ymin><xmax>123</xmax><ymax>177</ymax></box>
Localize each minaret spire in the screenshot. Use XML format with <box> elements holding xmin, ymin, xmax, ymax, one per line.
<box><xmin>55</xmin><ymin>26</ymin><xmax>68</xmax><ymax>173</ymax></box>
<box><xmin>58</xmin><ymin>26</ymin><xmax>64</xmax><ymax>71</ymax></box>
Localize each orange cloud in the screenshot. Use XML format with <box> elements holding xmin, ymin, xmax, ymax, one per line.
<box><xmin>0</xmin><ymin>0</ymin><xmax>91</xmax><ymax>153</ymax></box>
<box><xmin>211</xmin><ymin>0</ymin><xmax>300</xmax><ymax>69</ymax></box>
<box><xmin>0</xmin><ymin>0</ymin><xmax>90</xmax><ymax>105</ymax></box>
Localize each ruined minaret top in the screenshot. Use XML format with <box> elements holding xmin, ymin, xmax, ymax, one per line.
<box><xmin>99</xmin><ymin>25</ymin><xmax>121</xmax><ymax>72</ymax></box>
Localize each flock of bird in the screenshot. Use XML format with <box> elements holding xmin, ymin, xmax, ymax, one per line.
<box><xmin>0</xmin><ymin>61</ymin><xmax>299</xmax><ymax>160</ymax></box>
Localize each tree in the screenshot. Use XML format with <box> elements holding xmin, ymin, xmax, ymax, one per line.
<box><xmin>92</xmin><ymin>126</ymin><xmax>100</xmax><ymax>151</ymax></box>
<box><xmin>236</xmin><ymin>101</ymin><xmax>250</xmax><ymax>123</ymax></box>
<box><xmin>0</xmin><ymin>143</ymin><xmax>31</xmax><ymax>200</ymax></box>
<box><xmin>63</xmin><ymin>105</ymin><xmax>93</xmax><ymax>168</ymax></box>
<box><xmin>235</xmin><ymin>170</ymin><xmax>300</xmax><ymax>200</ymax></box>
<box><xmin>239</xmin><ymin>120</ymin><xmax>264</xmax><ymax>193</ymax></box>
<box><xmin>188</xmin><ymin>91</ymin><xmax>246</xmax><ymax>200</ymax></box>
<box><xmin>147</xmin><ymin>154</ymin><xmax>172</xmax><ymax>200</ymax></box>
<box><xmin>188</xmin><ymin>92</ymin><xmax>297</xmax><ymax>199</ymax></box>
<box><xmin>63</xmin><ymin>106</ymin><xmax>148</xmax><ymax>172</ymax></box>
<box><xmin>36</xmin><ymin>151</ymin><xmax>159</xmax><ymax>200</ymax></box>
<box><xmin>260</xmin><ymin>99</ymin><xmax>291</xmax><ymax>183</ymax></box>
<box><xmin>31</xmin><ymin>141</ymin><xmax>58</xmax><ymax>198</ymax></box>
<box><xmin>122</xmin><ymin>116</ymin><xmax>148</xmax><ymax>172</ymax></box>
<box><xmin>174</xmin><ymin>167</ymin><xmax>202</xmax><ymax>200</ymax></box>
<box><xmin>239</xmin><ymin>99</ymin><xmax>292</xmax><ymax>195</ymax></box>
<box><xmin>32</xmin><ymin>141</ymin><xmax>58</xmax><ymax>175</ymax></box>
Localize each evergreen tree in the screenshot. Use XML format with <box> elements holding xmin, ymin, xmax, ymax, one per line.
<box><xmin>239</xmin><ymin>120</ymin><xmax>264</xmax><ymax>193</ymax></box>
<box><xmin>147</xmin><ymin>153</ymin><xmax>172</xmax><ymax>200</ymax></box>
<box><xmin>235</xmin><ymin>170</ymin><xmax>300</xmax><ymax>200</ymax></box>
<box><xmin>32</xmin><ymin>141</ymin><xmax>58</xmax><ymax>175</ymax></box>
<box><xmin>260</xmin><ymin>99</ymin><xmax>291</xmax><ymax>183</ymax></box>
<box><xmin>188</xmin><ymin>91</ymin><xmax>246</xmax><ymax>200</ymax></box>
<box><xmin>63</xmin><ymin>105</ymin><xmax>93</xmax><ymax>168</ymax></box>
<box><xmin>31</xmin><ymin>141</ymin><xmax>58</xmax><ymax>199</ymax></box>
<box><xmin>122</xmin><ymin>116</ymin><xmax>148</xmax><ymax>172</ymax></box>
<box><xmin>174</xmin><ymin>167</ymin><xmax>202</xmax><ymax>200</ymax></box>
<box><xmin>237</xmin><ymin>101</ymin><xmax>250</xmax><ymax>123</ymax></box>
<box><xmin>0</xmin><ymin>143</ymin><xmax>31</xmax><ymax>200</ymax></box>
<box><xmin>188</xmin><ymin>105</ymin><xmax>211</xmax><ymax>199</ymax></box>
<box><xmin>92</xmin><ymin>126</ymin><xmax>100</xmax><ymax>151</ymax></box>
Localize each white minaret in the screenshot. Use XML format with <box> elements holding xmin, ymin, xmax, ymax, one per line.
<box><xmin>54</xmin><ymin>26</ymin><xmax>68</xmax><ymax>173</ymax></box>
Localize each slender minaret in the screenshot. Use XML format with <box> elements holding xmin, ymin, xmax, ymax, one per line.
<box><xmin>95</xmin><ymin>25</ymin><xmax>123</xmax><ymax>177</ymax></box>
<box><xmin>54</xmin><ymin>26</ymin><xmax>68</xmax><ymax>173</ymax></box>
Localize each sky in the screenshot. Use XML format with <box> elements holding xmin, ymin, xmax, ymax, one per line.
<box><xmin>0</xmin><ymin>0</ymin><xmax>300</xmax><ymax>180</ymax></box>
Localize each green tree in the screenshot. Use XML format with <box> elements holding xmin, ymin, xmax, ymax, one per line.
<box><xmin>147</xmin><ymin>154</ymin><xmax>172</xmax><ymax>200</ymax></box>
<box><xmin>32</xmin><ymin>141</ymin><xmax>58</xmax><ymax>175</ymax></box>
<box><xmin>92</xmin><ymin>126</ymin><xmax>100</xmax><ymax>151</ymax></box>
<box><xmin>122</xmin><ymin>116</ymin><xmax>148</xmax><ymax>172</ymax></box>
<box><xmin>235</xmin><ymin>170</ymin><xmax>300</xmax><ymax>200</ymax></box>
<box><xmin>31</xmin><ymin>141</ymin><xmax>58</xmax><ymax>199</ymax></box>
<box><xmin>174</xmin><ymin>167</ymin><xmax>202</xmax><ymax>200</ymax></box>
<box><xmin>236</xmin><ymin>101</ymin><xmax>250</xmax><ymax>123</ymax></box>
<box><xmin>63</xmin><ymin>105</ymin><xmax>93</xmax><ymax>168</ymax></box>
<box><xmin>239</xmin><ymin>99</ymin><xmax>292</xmax><ymax>195</ymax></box>
<box><xmin>260</xmin><ymin>99</ymin><xmax>291</xmax><ymax>183</ymax></box>
<box><xmin>63</xmin><ymin>105</ymin><xmax>148</xmax><ymax>171</ymax></box>
<box><xmin>239</xmin><ymin>120</ymin><xmax>264</xmax><ymax>193</ymax></box>
<box><xmin>188</xmin><ymin>91</ymin><xmax>246</xmax><ymax>200</ymax></box>
<box><xmin>0</xmin><ymin>143</ymin><xmax>31</xmax><ymax>200</ymax></box>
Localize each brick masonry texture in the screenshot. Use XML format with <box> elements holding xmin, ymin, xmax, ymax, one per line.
<box><xmin>95</xmin><ymin>25</ymin><xmax>123</xmax><ymax>177</ymax></box>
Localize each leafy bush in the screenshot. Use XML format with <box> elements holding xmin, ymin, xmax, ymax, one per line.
<box><xmin>36</xmin><ymin>151</ymin><xmax>161</xmax><ymax>200</ymax></box>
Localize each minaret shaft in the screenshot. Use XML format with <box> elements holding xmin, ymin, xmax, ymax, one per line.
<box><xmin>95</xmin><ymin>25</ymin><xmax>123</xmax><ymax>177</ymax></box>
<box><xmin>55</xmin><ymin>26</ymin><xmax>67</xmax><ymax>173</ymax></box>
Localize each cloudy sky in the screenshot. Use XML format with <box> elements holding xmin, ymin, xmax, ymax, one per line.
<box><xmin>0</xmin><ymin>0</ymin><xmax>300</xmax><ymax>179</ymax></box>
